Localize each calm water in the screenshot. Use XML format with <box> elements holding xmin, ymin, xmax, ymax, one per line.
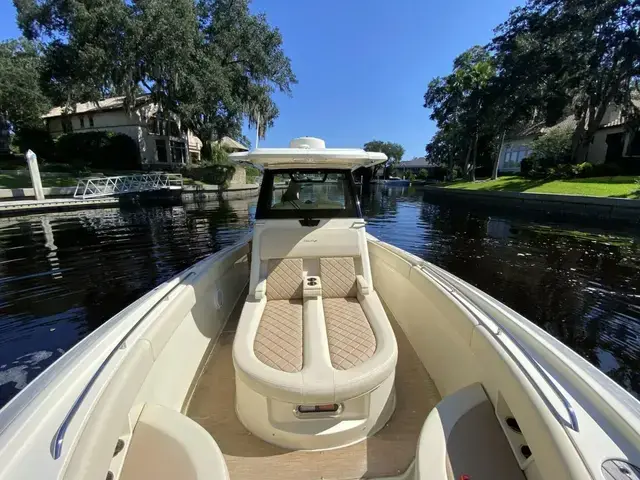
<box><xmin>1</xmin><ymin>187</ymin><xmax>639</xmax><ymax>407</ymax></box>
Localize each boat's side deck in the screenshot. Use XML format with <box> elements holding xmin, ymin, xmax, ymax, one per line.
<box><xmin>186</xmin><ymin>297</ymin><xmax>441</xmax><ymax>480</ymax></box>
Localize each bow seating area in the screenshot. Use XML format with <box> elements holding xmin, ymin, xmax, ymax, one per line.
<box><xmin>232</xmin><ymin>222</ymin><xmax>398</xmax><ymax>450</ymax></box>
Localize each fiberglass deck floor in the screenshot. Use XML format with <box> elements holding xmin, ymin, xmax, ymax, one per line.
<box><xmin>186</xmin><ymin>299</ymin><xmax>441</xmax><ymax>480</ymax></box>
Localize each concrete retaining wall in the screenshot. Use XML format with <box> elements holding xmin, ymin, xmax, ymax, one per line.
<box><xmin>181</xmin><ymin>184</ymin><xmax>259</xmax><ymax>201</ymax></box>
<box><xmin>0</xmin><ymin>186</ymin><xmax>77</xmax><ymax>199</ymax></box>
<box><xmin>424</xmin><ymin>186</ymin><xmax>640</xmax><ymax>223</ymax></box>
<box><xmin>0</xmin><ymin>184</ymin><xmax>260</xmax><ymax>201</ymax></box>
<box><xmin>0</xmin><ymin>169</ymin><xmax>76</xmax><ymax>178</ymax></box>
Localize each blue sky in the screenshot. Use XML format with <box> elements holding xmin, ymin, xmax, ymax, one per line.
<box><xmin>1</xmin><ymin>0</ymin><xmax>523</xmax><ymax>158</ymax></box>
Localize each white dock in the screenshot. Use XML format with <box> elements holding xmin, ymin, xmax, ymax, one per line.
<box><xmin>0</xmin><ymin>197</ymin><xmax>120</xmax><ymax>214</ymax></box>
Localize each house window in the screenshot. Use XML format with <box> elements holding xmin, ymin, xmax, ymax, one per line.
<box><xmin>626</xmin><ymin>132</ymin><xmax>640</xmax><ymax>157</ymax></box>
<box><xmin>61</xmin><ymin>117</ymin><xmax>73</xmax><ymax>133</ymax></box>
<box><xmin>149</xmin><ymin>116</ymin><xmax>166</xmax><ymax>136</ymax></box>
<box><xmin>79</xmin><ymin>117</ymin><xmax>85</xmax><ymax>128</ymax></box>
<box><xmin>89</xmin><ymin>116</ymin><xmax>94</xmax><ymax>127</ymax></box>
<box><xmin>169</xmin><ymin>121</ymin><xmax>180</xmax><ymax>137</ymax></box>
<box><xmin>156</xmin><ymin>139</ymin><xmax>168</xmax><ymax>163</ymax></box>
<box><xmin>170</xmin><ymin>140</ymin><xmax>186</xmax><ymax>164</ymax></box>
<box><xmin>502</xmin><ymin>144</ymin><xmax>532</xmax><ymax>169</ymax></box>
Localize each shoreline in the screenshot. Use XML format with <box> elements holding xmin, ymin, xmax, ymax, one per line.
<box><xmin>423</xmin><ymin>185</ymin><xmax>640</xmax><ymax>223</ymax></box>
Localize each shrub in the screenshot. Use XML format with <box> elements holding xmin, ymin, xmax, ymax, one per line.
<box><xmin>429</xmin><ymin>166</ymin><xmax>448</xmax><ymax>181</ymax></box>
<box><xmin>591</xmin><ymin>163</ymin><xmax>622</xmax><ymax>177</ymax></box>
<box><xmin>529</xmin><ymin>126</ymin><xmax>573</xmax><ymax>169</ymax></box>
<box><xmin>554</xmin><ymin>163</ymin><xmax>577</xmax><ymax>179</ymax></box>
<box><xmin>0</xmin><ymin>153</ymin><xmax>27</xmax><ymax>170</ymax></box>
<box><xmin>55</xmin><ymin>132</ymin><xmax>140</xmax><ymax>170</ymax></box>
<box><xmin>39</xmin><ymin>163</ymin><xmax>75</xmax><ymax>173</ymax></box>
<box><xmin>200</xmin><ymin>141</ymin><xmax>229</xmax><ymax>165</ymax></box>
<box><xmin>182</xmin><ymin>164</ymin><xmax>236</xmax><ymax>187</ymax></box>
<box><xmin>99</xmin><ymin>134</ymin><xmax>140</xmax><ymax>170</ymax></box>
<box><xmin>13</xmin><ymin>127</ymin><xmax>56</xmax><ymax>161</ymax></box>
<box><xmin>617</xmin><ymin>157</ymin><xmax>640</xmax><ymax>175</ymax></box>
<box><xmin>520</xmin><ymin>157</ymin><xmax>534</xmax><ymax>176</ymax></box>
<box><xmin>417</xmin><ymin>168</ymin><xmax>429</xmax><ymax>180</ymax></box>
<box><xmin>575</xmin><ymin>162</ymin><xmax>594</xmax><ymax>178</ymax></box>
<box><xmin>245</xmin><ymin>165</ymin><xmax>260</xmax><ymax>183</ymax></box>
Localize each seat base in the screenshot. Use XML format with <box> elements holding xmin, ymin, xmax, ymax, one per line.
<box><xmin>121</xmin><ymin>404</ymin><xmax>229</xmax><ymax>480</ymax></box>
<box><xmin>416</xmin><ymin>383</ymin><xmax>525</xmax><ymax>480</ymax></box>
<box><xmin>235</xmin><ymin>372</ymin><xmax>396</xmax><ymax>451</ymax></box>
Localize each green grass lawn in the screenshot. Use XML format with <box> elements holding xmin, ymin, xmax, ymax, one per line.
<box><xmin>443</xmin><ymin>176</ymin><xmax>640</xmax><ymax>199</ymax></box>
<box><xmin>0</xmin><ymin>173</ymin><xmax>78</xmax><ymax>189</ymax></box>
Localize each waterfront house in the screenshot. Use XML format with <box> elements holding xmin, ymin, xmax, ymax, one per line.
<box><xmin>42</xmin><ymin>96</ymin><xmax>248</xmax><ymax>168</ymax></box>
<box><xmin>395</xmin><ymin>157</ymin><xmax>440</xmax><ymax>177</ymax></box>
<box><xmin>498</xmin><ymin>100</ymin><xmax>640</xmax><ymax>173</ymax></box>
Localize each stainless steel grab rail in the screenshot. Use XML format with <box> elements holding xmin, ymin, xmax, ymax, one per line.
<box><xmin>50</xmin><ymin>271</ymin><xmax>195</xmax><ymax>459</ymax></box>
<box><xmin>420</xmin><ymin>264</ymin><xmax>580</xmax><ymax>432</ymax></box>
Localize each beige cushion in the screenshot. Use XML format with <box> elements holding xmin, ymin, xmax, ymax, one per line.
<box><xmin>234</xmin><ymin>290</ymin><xmax>398</xmax><ymax>404</ymax></box>
<box><xmin>121</xmin><ymin>404</ymin><xmax>229</xmax><ymax>480</ymax></box>
<box><xmin>416</xmin><ymin>383</ymin><xmax>524</xmax><ymax>480</ymax></box>
<box><xmin>320</xmin><ymin>257</ymin><xmax>358</xmax><ymax>298</ymax></box>
<box><xmin>323</xmin><ymin>297</ymin><xmax>376</xmax><ymax>370</ymax></box>
<box><xmin>266</xmin><ymin>258</ymin><xmax>303</xmax><ymax>300</ymax></box>
<box><xmin>254</xmin><ymin>299</ymin><xmax>303</xmax><ymax>372</ymax></box>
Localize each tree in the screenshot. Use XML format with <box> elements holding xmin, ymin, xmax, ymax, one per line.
<box><xmin>493</xmin><ymin>0</ymin><xmax>640</xmax><ymax>163</ymax></box>
<box><xmin>14</xmin><ymin>0</ymin><xmax>296</xmax><ymax>149</ymax></box>
<box><xmin>424</xmin><ymin>46</ymin><xmax>498</xmax><ymax>181</ymax></box>
<box><xmin>0</xmin><ymin>38</ymin><xmax>50</xmax><ymax>131</ymax></box>
<box><xmin>363</xmin><ymin>140</ymin><xmax>405</xmax><ymax>177</ymax></box>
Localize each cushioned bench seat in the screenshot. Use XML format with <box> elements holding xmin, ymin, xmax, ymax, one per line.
<box><xmin>323</xmin><ymin>297</ymin><xmax>376</xmax><ymax>370</ymax></box>
<box><xmin>232</xmin><ymin>256</ymin><xmax>398</xmax><ymax>450</ymax></box>
<box><xmin>253</xmin><ymin>299</ymin><xmax>303</xmax><ymax>373</ymax></box>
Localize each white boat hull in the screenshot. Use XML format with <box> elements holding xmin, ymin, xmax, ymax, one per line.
<box><xmin>0</xmin><ymin>234</ymin><xmax>638</xmax><ymax>479</ymax></box>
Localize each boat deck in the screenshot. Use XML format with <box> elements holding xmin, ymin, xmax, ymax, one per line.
<box><xmin>186</xmin><ymin>297</ymin><xmax>441</xmax><ymax>480</ymax></box>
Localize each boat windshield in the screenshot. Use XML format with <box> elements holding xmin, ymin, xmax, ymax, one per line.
<box><xmin>256</xmin><ymin>169</ymin><xmax>361</xmax><ymax>219</ymax></box>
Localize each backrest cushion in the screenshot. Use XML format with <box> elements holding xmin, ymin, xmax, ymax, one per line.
<box><xmin>266</xmin><ymin>258</ymin><xmax>303</xmax><ymax>300</ymax></box>
<box><xmin>320</xmin><ymin>257</ymin><xmax>357</xmax><ymax>298</ymax></box>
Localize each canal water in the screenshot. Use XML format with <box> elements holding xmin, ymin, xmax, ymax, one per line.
<box><xmin>0</xmin><ymin>187</ymin><xmax>639</xmax><ymax>407</ymax></box>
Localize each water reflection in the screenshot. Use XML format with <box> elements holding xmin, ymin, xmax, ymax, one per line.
<box><xmin>0</xmin><ymin>187</ymin><xmax>639</xmax><ymax>407</ymax></box>
<box><xmin>361</xmin><ymin>186</ymin><xmax>640</xmax><ymax>397</ymax></box>
<box><xmin>0</xmin><ymin>201</ymin><xmax>254</xmax><ymax>405</ymax></box>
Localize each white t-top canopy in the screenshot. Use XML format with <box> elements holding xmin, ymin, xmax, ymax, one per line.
<box><xmin>228</xmin><ymin>137</ymin><xmax>387</xmax><ymax>170</ymax></box>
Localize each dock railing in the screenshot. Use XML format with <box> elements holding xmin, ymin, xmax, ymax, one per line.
<box><xmin>74</xmin><ymin>173</ymin><xmax>183</xmax><ymax>199</ymax></box>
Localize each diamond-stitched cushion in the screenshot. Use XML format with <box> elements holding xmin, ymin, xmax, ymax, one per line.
<box><xmin>254</xmin><ymin>299</ymin><xmax>303</xmax><ymax>372</ymax></box>
<box><xmin>320</xmin><ymin>257</ymin><xmax>357</xmax><ymax>298</ymax></box>
<box><xmin>323</xmin><ymin>297</ymin><xmax>376</xmax><ymax>370</ymax></box>
<box><xmin>266</xmin><ymin>258</ymin><xmax>303</xmax><ymax>300</ymax></box>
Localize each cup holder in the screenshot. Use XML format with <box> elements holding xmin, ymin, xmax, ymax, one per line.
<box><xmin>306</xmin><ymin>277</ymin><xmax>318</xmax><ymax>286</ymax></box>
